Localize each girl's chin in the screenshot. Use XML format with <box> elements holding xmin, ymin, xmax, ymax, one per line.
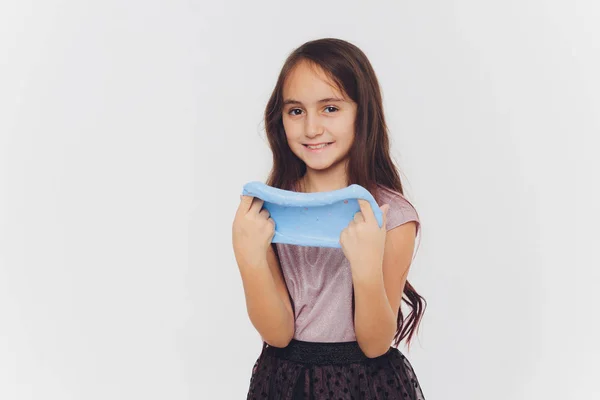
<box><xmin>305</xmin><ymin>165</ymin><xmax>331</xmax><ymax>172</ymax></box>
<box><xmin>303</xmin><ymin>159</ymin><xmax>341</xmax><ymax>172</ymax></box>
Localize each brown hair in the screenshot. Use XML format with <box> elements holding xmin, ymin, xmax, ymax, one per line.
<box><xmin>263</xmin><ymin>38</ymin><xmax>425</xmax><ymax>348</ymax></box>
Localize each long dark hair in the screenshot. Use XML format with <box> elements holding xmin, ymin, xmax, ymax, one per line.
<box><xmin>263</xmin><ymin>38</ymin><xmax>425</xmax><ymax>348</ymax></box>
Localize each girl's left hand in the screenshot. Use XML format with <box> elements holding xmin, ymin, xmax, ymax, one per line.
<box><xmin>340</xmin><ymin>200</ymin><xmax>390</xmax><ymax>279</ymax></box>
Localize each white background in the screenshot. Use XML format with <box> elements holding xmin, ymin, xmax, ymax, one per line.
<box><xmin>1</xmin><ymin>1</ymin><xmax>599</xmax><ymax>399</ymax></box>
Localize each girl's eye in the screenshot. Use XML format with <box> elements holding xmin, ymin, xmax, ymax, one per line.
<box><xmin>287</xmin><ymin>106</ymin><xmax>338</xmax><ymax>116</ymax></box>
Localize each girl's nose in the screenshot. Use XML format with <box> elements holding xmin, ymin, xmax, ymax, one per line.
<box><xmin>305</xmin><ymin>129</ymin><xmax>324</xmax><ymax>139</ymax></box>
<box><xmin>305</xmin><ymin>115</ymin><xmax>324</xmax><ymax>138</ymax></box>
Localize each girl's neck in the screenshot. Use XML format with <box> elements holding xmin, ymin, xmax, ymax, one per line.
<box><xmin>299</xmin><ymin>164</ymin><xmax>349</xmax><ymax>193</ymax></box>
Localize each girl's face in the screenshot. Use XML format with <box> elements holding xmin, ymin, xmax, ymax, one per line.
<box><xmin>281</xmin><ymin>60</ymin><xmax>357</xmax><ymax>174</ymax></box>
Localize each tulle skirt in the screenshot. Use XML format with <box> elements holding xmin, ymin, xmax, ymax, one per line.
<box><xmin>246</xmin><ymin>339</ymin><xmax>425</xmax><ymax>399</ymax></box>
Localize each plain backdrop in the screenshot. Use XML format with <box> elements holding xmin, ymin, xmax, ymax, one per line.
<box><xmin>1</xmin><ymin>1</ymin><xmax>599</xmax><ymax>399</ymax></box>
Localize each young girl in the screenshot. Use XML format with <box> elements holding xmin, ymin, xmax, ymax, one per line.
<box><xmin>232</xmin><ymin>38</ymin><xmax>426</xmax><ymax>400</ymax></box>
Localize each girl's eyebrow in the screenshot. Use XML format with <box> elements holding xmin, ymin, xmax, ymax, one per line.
<box><xmin>283</xmin><ymin>97</ymin><xmax>345</xmax><ymax>106</ymax></box>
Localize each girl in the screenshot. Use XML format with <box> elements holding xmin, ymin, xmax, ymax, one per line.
<box><xmin>232</xmin><ymin>38</ymin><xmax>426</xmax><ymax>400</ymax></box>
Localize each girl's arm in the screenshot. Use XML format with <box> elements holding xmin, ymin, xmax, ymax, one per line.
<box><xmin>352</xmin><ymin>222</ymin><xmax>417</xmax><ymax>357</ymax></box>
<box><xmin>238</xmin><ymin>245</ymin><xmax>295</xmax><ymax>348</ymax></box>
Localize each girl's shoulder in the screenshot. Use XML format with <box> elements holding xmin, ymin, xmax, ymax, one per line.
<box><xmin>374</xmin><ymin>185</ymin><xmax>421</xmax><ymax>234</ymax></box>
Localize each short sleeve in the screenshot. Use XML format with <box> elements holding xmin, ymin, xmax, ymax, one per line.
<box><xmin>376</xmin><ymin>186</ymin><xmax>420</xmax><ymax>236</ymax></box>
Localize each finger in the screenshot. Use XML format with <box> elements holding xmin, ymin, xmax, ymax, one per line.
<box><xmin>339</xmin><ymin>227</ymin><xmax>347</xmax><ymax>242</ymax></box>
<box><xmin>357</xmin><ymin>199</ymin><xmax>375</xmax><ymax>224</ymax></box>
<box><xmin>236</xmin><ymin>195</ymin><xmax>254</xmax><ymax>218</ymax></box>
<box><xmin>353</xmin><ymin>211</ymin><xmax>364</xmax><ymax>223</ymax></box>
<box><xmin>249</xmin><ymin>197</ymin><xmax>265</xmax><ymax>214</ymax></box>
<box><xmin>259</xmin><ymin>209</ymin><xmax>270</xmax><ymax>219</ymax></box>
<box><xmin>240</xmin><ymin>195</ymin><xmax>255</xmax><ymax>213</ymax></box>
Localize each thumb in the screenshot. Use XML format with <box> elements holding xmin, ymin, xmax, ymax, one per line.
<box><xmin>380</xmin><ymin>204</ymin><xmax>390</xmax><ymax>229</ymax></box>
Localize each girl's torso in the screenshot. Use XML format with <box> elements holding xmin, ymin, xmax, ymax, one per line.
<box><xmin>276</xmin><ymin>185</ymin><xmax>420</xmax><ymax>342</ymax></box>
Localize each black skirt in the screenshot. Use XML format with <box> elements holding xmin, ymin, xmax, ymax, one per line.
<box><xmin>246</xmin><ymin>339</ymin><xmax>425</xmax><ymax>400</ymax></box>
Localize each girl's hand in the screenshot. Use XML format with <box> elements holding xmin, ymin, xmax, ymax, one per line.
<box><xmin>340</xmin><ymin>200</ymin><xmax>390</xmax><ymax>279</ymax></box>
<box><xmin>232</xmin><ymin>195</ymin><xmax>275</xmax><ymax>268</ymax></box>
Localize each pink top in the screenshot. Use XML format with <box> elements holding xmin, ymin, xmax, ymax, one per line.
<box><xmin>275</xmin><ymin>185</ymin><xmax>421</xmax><ymax>342</ymax></box>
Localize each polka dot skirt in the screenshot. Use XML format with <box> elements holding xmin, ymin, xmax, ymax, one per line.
<box><xmin>246</xmin><ymin>340</ymin><xmax>425</xmax><ymax>400</ymax></box>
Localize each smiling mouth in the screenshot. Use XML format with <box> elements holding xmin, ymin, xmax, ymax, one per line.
<box><xmin>304</xmin><ymin>142</ymin><xmax>333</xmax><ymax>150</ymax></box>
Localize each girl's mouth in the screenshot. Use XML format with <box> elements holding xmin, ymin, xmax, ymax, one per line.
<box><xmin>304</xmin><ymin>142</ymin><xmax>333</xmax><ymax>152</ymax></box>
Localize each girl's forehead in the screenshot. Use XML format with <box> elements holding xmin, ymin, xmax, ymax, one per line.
<box><xmin>283</xmin><ymin>63</ymin><xmax>347</xmax><ymax>103</ymax></box>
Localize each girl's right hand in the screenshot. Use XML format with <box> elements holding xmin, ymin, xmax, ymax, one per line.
<box><xmin>232</xmin><ymin>195</ymin><xmax>275</xmax><ymax>268</ymax></box>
